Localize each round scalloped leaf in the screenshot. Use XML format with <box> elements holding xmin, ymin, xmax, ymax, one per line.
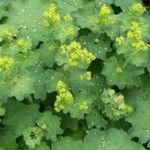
<box><xmin>6</xmin><ymin>0</ymin><xmax>49</xmax><ymax>45</ymax></box>
<box><xmin>95</xmin><ymin>0</ymin><xmax>113</xmax><ymax>5</ymax></box>
<box><xmin>113</xmin><ymin>0</ymin><xmax>141</xmax><ymax>9</ymax></box>
<box><xmin>127</xmin><ymin>99</ymin><xmax>150</xmax><ymax>145</ymax></box>
<box><xmin>3</xmin><ymin>100</ymin><xmax>41</xmax><ymax>136</ymax></box>
<box><xmin>84</xmin><ymin>128</ymin><xmax>144</xmax><ymax>150</ymax></box>
<box><xmin>102</xmin><ymin>57</ymin><xmax>143</xmax><ymax>89</ymax></box>
<box><xmin>45</xmin><ymin>70</ymin><xmax>62</xmax><ymax>93</ymax></box>
<box><xmin>9</xmin><ymin>72</ymin><xmax>34</xmax><ymax>101</ymax></box>
<box><xmin>33</xmin><ymin>142</ymin><xmax>50</xmax><ymax>150</ymax></box>
<box><xmin>86</xmin><ymin>110</ymin><xmax>108</xmax><ymax>129</ymax></box>
<box><xmin>36</xmin><ymin>111</ymin><xmax>63</xmax><ymax>141</ymax></box>
<box><xmin>79</xmin><ymin>33</ymin><xmax>111</xmax><ymax>60</ymax></box>
<box><xmin>56</xmin><ymin>0</ymin><xmax>84</xmax><ymax>14</ymax></box>
<box><xmin>0</xmin><ymin>127</ymin><xmax>18</xmax><ymax>149</ymax></box>
<box><xmin>51</xmin><ymin>137</ymin><xmax>84</xmax><ymax>150</ymax></box>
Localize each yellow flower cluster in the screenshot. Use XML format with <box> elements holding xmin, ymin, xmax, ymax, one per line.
<box><xmin>131</xmin><ymin>3</ymin><xmax>146</xmax><ymax>14</ymax></box>
<box><xmin>80</xmin><ymin>71</ymin><xmax>92</xmax><ymax>80</ymax></box>
<box><xmin>127</xmin><ymin>22</ymin><xmax>142</xmax><ymax>40</ymax></box>
<box><xmin>78</xmin><ymin>101</ymin><xmax>88</xmax><ymax>110</ymax></box>
<box><xmin>115</xmin><ymin>66</ymin><xmax>123</xmax><ymax>73</ymax></box>
<box><xmin>61</xmin><ymin>41</ymin><xmax>95</xmax><ymax>67</ymax></box>
<box><xmin>100</xmin><ymin>4</ymin><xmax>111</xmax><ymax>16</ymax></box>
<box><xmin>98</xmin><ymin>4</ymin><xmax>117</xmax><ymax>25</ymax></box>
<box><xmin>0</xmin><ymin>26</ymin><xmax>17</xmax><ymax>41</ymax></box>
<box><xmin>16</xmin><ymin>38</ymin><xmax>32</xmax><ymax>50</ymax></box>
<box><xmin>106</xmin><ymin>89</ymin><xmax>134</xmax><ymax>117</ymax></box>
<box><xmin>127</xmin><ymin>22</ymin><xmax>149</xmax><ymax>50</ymax></box>
<box><xmin>115</xmin><ymin>36</ymin><xmax>124</xmax><ymax>46</ymax></box>
<box><xmin>54</xmin><ymin>81</ymin><xmax>73</xmax><ymax>112</ymax></box>
<box><xmin>132</xmin><ymin>40</ymin><xmax>150</xmax><ymax>50</ymax></box>
<box><xmin>63</xmin><ymin>15</ymin><xmax>73</xmax><ymax>22</ymax></box>
<box><xmin>0</xmin><ymin>57</ymin><xmax>14</xmax><ymax>71</ymax></box>
<box><xmin>64</xmin><ymin>27</ymin><xmax>76</xmax><ymax>37</ymax></box>
<box><xmin>43</xmin><ymin>4</ymin><xmax>60</xmax><ymax>26</ymax></box>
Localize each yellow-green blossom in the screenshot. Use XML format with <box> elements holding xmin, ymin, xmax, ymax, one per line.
<box><xmin>60</xmin><ymin>41</ymin><xmax>95</xmax><ymax>67</ymax></box>
<box><xmin>64</xmin><ymin>27</ymin><xmax>76</xmax><ymax>37</ymax></box>
<box><xmin>132</xmin><ymin>40</ymin><xmax>149</xmax><ymax>50</ymax></box>
<box><xmin>0</xmin><ymin>57</ymin><xmax>14</xmax><ymax>71</ymax></box>
<box><xmin>80</xmin><ymin>71</ymin><xmax>92</xmax><ymax>80</ymax></box>
<box><xmin>79</xmin><ymin>101</ymin><xmax>88</xmax><ymax>110</ymax></box>
<box><xmin>115</xmin><ymin>66</ymin><xmax>123</xmax><ymax>73</ymax></box>
<box><xmin>127</xmin><ymin>22</ymin><xmax>142</xmax><ymax>40</ymax></box>
<box><xmin>115</xmin><ymin>36</ymin><xmax>124</xmax><ymax>45</ymax></box>
<box><xmin>43</xmin><ymin>3</ymin><xmax>60</xmax><ymax>26</ymax></box>
<box><xmin>131</xmin><ymin>3</ymin><xmax>146</xmax><ymax>14</ymax></box>
<box><xmin>16</xmin><ymin>38</ymin><xmax>32</xmax><ymax>50</ymax></box>
<box><xmin>0</xmin><ymin>26</ymin><xmax>17</xmax><ymax>41</ymax></box>
<box><xmin>100</xmin><ymin>4</ymin><xmax>111</xmax><ymax>16</ymax></box>
<box><xmin>98</xmin><ymin>4</ymin><xmax>117</xmax><ymax>26</ymax></box>
<box><xmin>54</xmin><ymin>81</ymin><xmax>73</xmax><ymax>112</ymax></box>
<box><xmin>63</xmin><ymin>15</ymin><xmax>73</xmax><ymax>21</ymax></box>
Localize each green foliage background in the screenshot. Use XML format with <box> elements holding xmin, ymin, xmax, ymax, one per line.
<box><xmin>0</xmin><ymin>0</ymin><xmax>150</xmax><ymax>149</ymax></box>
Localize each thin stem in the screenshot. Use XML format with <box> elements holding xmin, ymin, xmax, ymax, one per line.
<box><xmin>28</xmin><ymin>94</ymin><xmax>34</xmax><ymax>104</ymax></box>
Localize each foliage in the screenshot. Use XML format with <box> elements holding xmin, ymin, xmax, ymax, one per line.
<box><xmin>0</xmin><ymin>0</ymin><xmax>149</xmax><ymax>149</ymax></box>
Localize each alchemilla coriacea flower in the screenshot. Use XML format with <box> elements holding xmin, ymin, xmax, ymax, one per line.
<box><xmin>54</xmin><ymin>80</ymin><xmax>74</xmax><ymax>112</ymax></box>
<box><xmin>60</xmin><ymin>41</ymin><xmax>95</xmax><ymax>67</ymax></box>
<box><xmin>131</xmin><ymin>3</ymin><xmax>146</xmax><ymax>14</ymax></box>
<box><xmin>0</xmin><ymin>57</ymin><xmax>14</xmax><ymax>71</ymax></box>
<box><xmin>43</xmin><ymin>3</ymin><xmax>60</xmax><ymax>26</ymax></box>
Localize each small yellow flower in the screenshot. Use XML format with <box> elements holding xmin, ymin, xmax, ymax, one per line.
<box><xmin>100</xmin><ymin>4</ymin><xmax>111</xmax><ymax>16</ymax></box>
<box><xmin>61</xmin><ymin>41</ymin><xmax>95</xmax><ymax>67</ymax></box>
<box><xmin>0</xmin><ymin>57</ymin><xmax>14</xmax><ymax>71</ymax></box>
<box><xmin>132</xmin><ymin>40</ymin><xmax>149</xmax><ymax>50</ymax></box>
<box><xmin>115</xmin><ymin>36</ymin><xmax>124</xmax><ymax>45</ymax></box>
<box><xmin>118</xmin><ymin>103</ymin><xmax>126</xmax><ymax>110</ymax></box>
<box><xmin>131</xmin><ymin>3</ymin><xmax>146</xmax><ymax>14</ymax></box>
<box><xmin>115</xmin><ymin>66</ymin><xmax>123</xmax><ymax>73</ymax></box>
<box><xmin>79</xmin><ymin>101</ymin><xmax>88</xmax><ymax>110</ymax></box>
<box><xmin>43</xmin><ymin>4</ymin><xmax>60</xmax><ymax>24</ymax></box>
<box><xmin>63</xmin><ymin>15</ymin><xmax>72</xmax><ymax>21</ymax></box>
<box><xmin>41</xmin><ymin>123</ymin><xmax>47</xmax><ymax>129</ymax></box>
<box><xmin>64</xmin><ymin>27</ymin><xmax>76</xmax><ymax>37</ymax></box>
<box><xmin>127</xmin><ymin>22</ymin><xmax>142</xmax><ymax>40</ymax></box>
<box><xmin>16</xmin><ymin>38</ymin><xmax>32</xmax><ymax>50</ymax></box>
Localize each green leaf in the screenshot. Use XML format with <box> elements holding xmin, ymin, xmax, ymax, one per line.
<box><xmin>79</xmin><ymin>33</ymin><xmax>111</xmax><ymax>60</ymax></box>
<box><xmin>9</xmin><ymin>72</ymin><xmax>34</xmax><ymax>101</ymax></box>
<box><xmin>102</xmin><ymin>57</ymin><xmax>143</xmax><ymax>89</ymax></box>
<box><xmin>23</xmin><ymin>127</ymin><xmax>43</xmax><ymax>149</ymax></box>
<box><xmin>84</xmin><ymin>128</ymin><xmax>144</xmax><ymax>150</ymax></box>
<box><xmin>51</xmin><ymin>137</ymin><xmax>84</xmax><ymax>150</ymax></box>
<box><xmin>3</xmin><ymin>100</ymin><xmax>41</xmax><ymax>136</ymax></box>
<box><xmin>0</xmin><ymin>127</ymin><xmax>18</xmax><ymax>149</ymax></box>
<box><xmin>113</xmin><ymin>0</ymin><xmax>141</xmax><ymax>9</ymax></box>
<box><xmin>95</xmin><ymin>0</ymin><xmax>113</xmax><ymax>5</ymax></box>
<box><xmin>32</xmin><ymin>142</ymin><xmax>50</xmax><ymax>150</ymax></box>
<box><xmin>127</xmin><ymin>99</ymin><xmax>150</xmax><ymax>145</ymax></box>
<box><xmin>45</xmin><ymin>69</ymin><xmax>62</xmax><ymax>93</ymax></box>
<box><xmin>0</xmin><ymin>82</ymin><xmax>10</xmax><ymax>103</ymax></box>
<box><xmin>65</xmin><ymin>69</ymin><xmax>94</xmax><ymax>94</ymax></box>
<box><xmin>125</xmin><ymin>75</ymin><xmax>150</xmax><ymax>145</ymax></box>
<box><xmin>56</xmin><ymin>0</ymin><xmax>84</xmax><ymax>14</ymax></box>
<box><xmin>86</xmin><ymin>109</ymin><xmax>107</xmax><ymax>129</ymax></box>
<box><xmin>69</xmin><ymin>91</ymin><xmax>92</xmax><ymax>119</ymax></box>
<box><xmin>36</xmin><ymin>111</ymin><xmax>63</xmax><ymax>141</ymax></box>
<box><xmin>38</xmin><ymin>43</ymin><xmax>57</xmax><ymax>68</ymax></box>
<box><xmin>6</xmin><ymin>0</ymin><xmax>49</xmax><ymax>45</ymax></box>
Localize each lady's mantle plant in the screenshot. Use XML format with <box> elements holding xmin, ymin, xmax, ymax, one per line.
<box><xmin>0</xmin><ymin>0</ymin><xmax>150</xmax><ymax>149</ymax></box>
